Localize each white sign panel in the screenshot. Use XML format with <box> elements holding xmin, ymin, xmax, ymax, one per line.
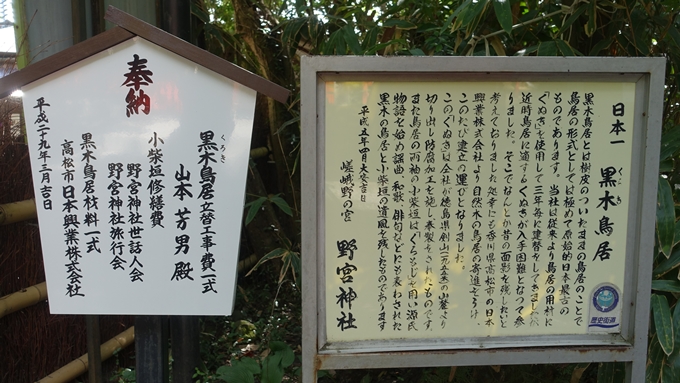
<box><xmin>23</xmin><ymin>37</ymin><xmax>256</xmax><ymax>315</ymax></box>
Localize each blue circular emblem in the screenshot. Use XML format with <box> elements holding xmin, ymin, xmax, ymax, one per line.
<box><xmin>592</xmin><ymin>285</ymin><xmax>619</xmax><ymax>313</ymax></box>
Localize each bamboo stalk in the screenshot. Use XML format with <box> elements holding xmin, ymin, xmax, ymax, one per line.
<box><xmin>0</xmin><ymin>282</ymin><xmax>47</xmax><ymax>319</ymax></box>
<box><xmin>36</xmin><ymin>326</ymin><xmax>135</xmax><ymax>383</ymax></box>
<box><xmin>0</xmin><ymin>198</ymin><xmax>37</xmax><ymax>225</ymax></box>
<box><xmin>250</xmin><ymin>146</ymin><xmax>269</xmax><ymax>159</ymax></box>
<box><xmin>238</xmin><ymin>253</ymin><xmax>260</xmax><ymax>274</ymax></box>
<box><xmin>12</xmin><ymin>0</ymin><xmax>29</xmax><ymax>70</ymax></box>
<box><xmin>0</xmin><ymin>250</ymin><xmax>254</xmax><ymax>321</ymax></box>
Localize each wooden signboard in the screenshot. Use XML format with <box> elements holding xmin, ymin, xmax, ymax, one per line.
<box><xmin>1</xmin><ymin>7</ymin><xmax>288</xmax><ymax>316</ymax></box>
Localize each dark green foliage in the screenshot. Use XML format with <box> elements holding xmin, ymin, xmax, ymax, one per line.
<box><xmin>187</xmin><ymin>0</ymin><xmax>680</xmax><ymax>381</ymax></box>
<box><xmin>192</xmin><ymin>266</ymin><xmax>301</xmax><ymax>383</ymax></box>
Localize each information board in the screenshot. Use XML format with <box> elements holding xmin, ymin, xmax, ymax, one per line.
<box><xmin>23</xmin><ymin>37</ymin><xmax>256</xmax><ymax>315</ymax></box>
<box><xmin>301</xmin><ymin>57</ymin><xmax>665</xmax><ymax>383</ymax></box>
<box><xmin>325</xmin><ymin>81</ymin><xmax>633</xmax><ymax>341</ymax></box>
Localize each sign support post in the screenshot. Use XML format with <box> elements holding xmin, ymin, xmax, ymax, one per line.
<box><xmin>136</xmin><ymin>316</ymin><xmax>169</xmax><ymax>383</ymax></box>
<box><xmin>85</xmin><ymin>315</ymin><xmax>103</xmax><ymax>382</ymax></box>
<box><xmin>170</xmin><ymin>316</ymin><xmax>200</xmax><ymax>381</ymax></box>
<box><xmin>157</xmin><ymin>4</ymin><xmax>197</xmax><ymax>380</ymax></box>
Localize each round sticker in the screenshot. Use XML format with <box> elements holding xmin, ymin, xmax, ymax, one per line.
<box><xmin>592</xmin><ymin>285</ymin><xmax>619</xmax><ymax>313</ymax></box>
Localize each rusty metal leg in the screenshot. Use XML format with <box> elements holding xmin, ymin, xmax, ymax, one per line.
<box><xmin>302</xmin><ymin>358</ymin><xmax>318</xmax><ymax>383</ymax></box>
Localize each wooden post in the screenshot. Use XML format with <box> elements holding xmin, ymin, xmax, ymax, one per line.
<box><xmin>85</xmin><ymin>315</ymin><xmax>103</xmax><ymax>383</ymax></box>
<box><xmin>135</xmin><ymin>316</ymin><xmax>169</xmax><ymax>383</ymax></box>
<box><xmin>171</xmin><ymin>316</ymin><xmax>200</xmax><ymax>381</ymax></box>
<box><xmin>161</xmin><ymin>3</ymin><xmax>199</xmax><ymax>381</ymax></box>
<box><xmin>161</xmin><ymin>0</ymin><xmax>191</xmax><ymax>42</ymax></box>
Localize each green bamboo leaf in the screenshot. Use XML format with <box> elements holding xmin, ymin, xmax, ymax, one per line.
<box><xmin>669</xmin><ymin>347</ymin><xmax>680</xmax><ymax>381</ymax></box>
<box><xmin>630</xmin><ymin>8</ymin><xmax>650</xmax><ymax>55</ymax></box>
<box><xmin>662</xmin><ymin>363</ymin><xmax>678</xmax><ymax>383</ymax></box>
<box><xmin>558</xmin><ymin>4</ymin><xmax>588</xmax><ymax>35</ymax></box>
<box><xmin>666</xmin><ymin>26</ymin><xmax>680</xmax><ymax>48</ymax></box>
<box><xmin>671</xmin><ymin>302</ymin><xmax>680</xmax><ymax>374</ymax></box>
<box><xmin>307</xmin><ymin>16</ymin><xmax>325</xmax><ymax>44</ymax></box>
<box><xmin>615</xmin><ymin>34</ymin><xmax>633</xmax><ymax>56</ymax></box>
<box><xmin>323</xmin><ymin>29</ymin><xmax>343</xmax><ymax>55</ymax></box>
<box><xmin>362</xmin><ymin>26</ymin><xmax>380</xmax><ymax>50</ymax></box>
<box><xmin>585</xmin><ymin>0</ymin><xmax>597</xmax><ymax>37</ymax></box>
<box><xmin>294</xmin><ymin>0</ymin><xmax>308</xmax><ymax>15</ymax></box>
<box><xmin>572</xmin><ymin>363</ymin><xmax>590</xmax><ymax>382</ymax></box>
<box><xmin>666</xmin><ymin>0</ymin><xmax>680</xmax><ymax>9</ymax></box>
<box><xmin>465</xmin><ymin>10</ymin><xmax>488</xmax><ymax>40</ymax></box>
<box><xmin>537</xmin><ymin>41</ymin><xmax>558</xmax><ymax>56</ymax></box>
<box><xmin>520</xmin><ymin>44</ymin><xmax>539</xmax><ymax>55</ymax></box>
<box><xmin>290</xmin><ymin>250</ymin><xmax>301</xmax><ymax>286</ymax></box>
<box><xmin>245</xmin><ymin>197</ymin><xmax>267</xmax><ymax>225</ymax></box>
<box><xmin>555</xmin><ymin>39</ymin><xmax>576</xmax><ymax>56</ymax></box>
<box><xmin>364</xmin><ymin>39</ymin><xmax>407</xmax><ymax>55</ymax></box>
<box><xmin>652</xmin><ymin>294</ymin><xmax>674</xmax><ymax>355</ymax></box>
<box><xmin>341</xmin><ymin>25</ymin><xmax>363</xmax><ymax>55</ymax></box>
<box><xmin>335</xmin><ymin>30</ymin><xmax>348</xmax><ymax>55</ymax></box>
<box><xmin>614</xmin><ymin>362</ymin><xmax>627</xmax><ymax>382</ymax></box>
<box><xmin>660</xmin><ymin>125</ymin><xmax>680</xmax><ymax>160</ymax></box>
<box><xmin>646</xmin><ymin>335</ymin><xmax>663</xmax><ymax>383</ymax></box>
<box><xmin>658</xmin><ymin>177</ymin><xmax>675</xmax><ymax>258</ymax></box>
<box><xmin>276</xmin><ymin>116</ymin><xmax>300</xmax><ymax>135</ymax></box>
<box><xmin>460</xmin><ymin>0</ymin><xmax>489</xmax><ymax>29</ymax></box>
<box><xmin>279</xmin><ymin>253</ymin><xmax>292</xmax><ymax>284</ymax></box>
<box><xmin>246</xmin><ymin>248</ymin><xmax>287</xmax><ymax>276</ymax></box>
<box><xmin>597</xmin><ymin>362</ymin><xmax>615</xmax><ymax>383</ymax></box>
<box><xmin>674</xmin><ymin>220</ymin><xmax>680</xmax><ymax>247</ymax></box>
<box><xmin>674</xmin><ymin>296</ymin><xmax>680</xmax><ymax>342</ymax></box>
<box><xmin>261</xmin><ymin>248</ymin><xmax>287</xmax><ymax>262</ymax></box>
<box><xmin>291</xmin><ymin>148</ymin><xmax>300</xmax><ymax>176</ymax></box>
<box><xmin>492</xmin><ymin>0</ymin><xmax>513</xmax><ymax>35</ymax></box>
<box><xmin>660</xmin><ymin>158</ymin><xmax>674</xmax><ymax>173</ymax></box>
<box><xmin>383</xmin><ymin>19</ymin><xmax>417</xmax><ymax>29</ymax></box>
<box><xmin>270</xmin><ymin>195</ymin><xmax>293</xmax><ymax>216</ymax></box>
<box><xmin>204</xmin><ymin>24</ymin><xmax>227</xmax><ymax>51</ymax></box>
<box><xmin>276</xmin><ymin>248</ymin><xmax>300</xmax><ymax>285</ymax></box>
<box><xmin>446</xmin><ymin>0</ymin><xmax>473</xmax><ymax>31</ymax></box>
<box><xmin>652</xmin><ymin>280</ymin><xmax>680</xmax><ymax>293</ymax></box>
<box><xmin>281</xmin><ymin>17</ymin><xmax>309</xmax><ymax>48</ymax></box>
<box><xmin>653</xmin><ymin>246</ymin><xmax>680</xmax><ymax>277</ymax></box>
<box><xmin>190</xmin><ymin>2</ymin><xmax>211</xmax><ymax>23</ymax></box>
<box><xmin>589</xmin><ymin>38</ymin><xmax>613</xmax><ymax>55</ymax></box>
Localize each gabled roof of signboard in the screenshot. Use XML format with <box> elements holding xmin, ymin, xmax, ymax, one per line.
<box><xmin>0</xmin><ymin>6</ymin><xmax>290</xmax><ymax>103</ymax></box>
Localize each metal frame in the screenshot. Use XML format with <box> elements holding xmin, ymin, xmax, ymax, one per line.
<box><xmin>301</xmin><ymin>56</ymin><xmax>665</xmax><ymax>383</ymax></box>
